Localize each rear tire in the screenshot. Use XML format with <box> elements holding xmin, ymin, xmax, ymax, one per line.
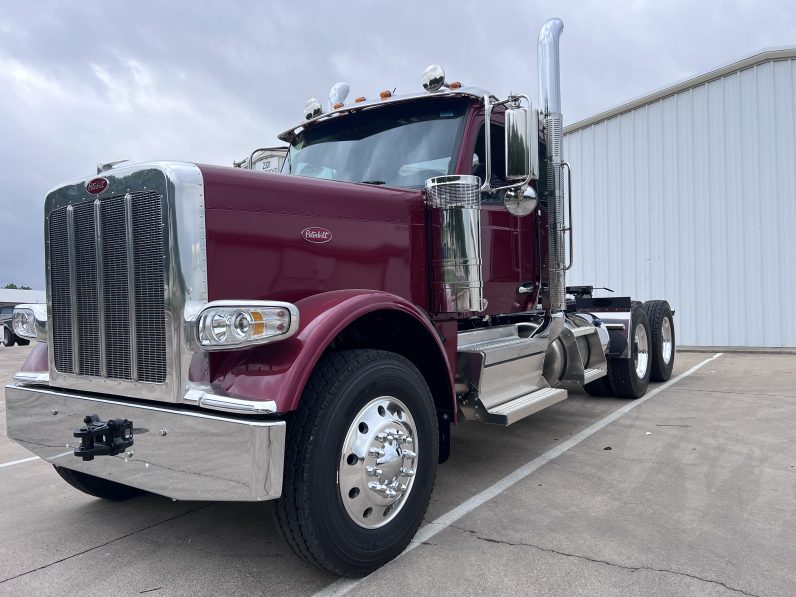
<box><xmin>275</xmin><ymin>349</ymin><xmax>438</xmax><ymax>577</ymax></box>
<box><xmin>607</xmin><ymin>302</ymin><xmax>651</xmax><ymax>398</ymax></box>
<box><xmin>643</xmin><ymin>300</ymin><xmax>675</xmax><ymax>381</ymax></box>
<box><xmin>2</xmin><ymin>326</ymin><xmax>13</xmax><ymax>347</ymax></box>
<box><xmin>54</xmin><ymin>466</ymin><xmax>146</xmax><ymax>501</ymax></box>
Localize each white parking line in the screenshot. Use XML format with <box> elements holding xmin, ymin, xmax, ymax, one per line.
<box><xmin>316</xmin><ymin>353</ymin><xmax>723</xmax><ymax>596</ymax></box>
<box><xmin>0</xmin><ymin>456</ymin><xmax>40</xmax><ymax>469</ymax></box>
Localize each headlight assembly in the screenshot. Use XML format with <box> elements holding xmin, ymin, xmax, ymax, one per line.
<box><xmin>196</xmin><ymin>301</ymin><xmax>299</xmax><ymax>350</ymax></box>
<box><xmin>12</xmin><ymin>304</ymin><xmax>47</xmax><ymax>342</ymax></box>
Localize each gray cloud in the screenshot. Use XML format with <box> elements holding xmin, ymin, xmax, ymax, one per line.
<box><xmin>1</xmin><ymin>0</ymin><xmax>794</xmax><ymax>288</ymax></box>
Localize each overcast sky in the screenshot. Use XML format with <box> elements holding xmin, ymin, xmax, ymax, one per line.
<box><xmin>1</xmin><ymin>0</ymin><xmax>794</xmax><ymax>289</ymax></box>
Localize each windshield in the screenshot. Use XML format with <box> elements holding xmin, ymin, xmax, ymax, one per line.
<box><xmin>284</xmin><ymin>98</ymin><xmax>468</xmax><ymax>188</ymax></box>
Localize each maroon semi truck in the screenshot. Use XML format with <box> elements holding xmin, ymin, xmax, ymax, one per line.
<box><xmin>6</xmin><ymin>19</ymin><xmax>675</xmax><ymax>576</ymax></box>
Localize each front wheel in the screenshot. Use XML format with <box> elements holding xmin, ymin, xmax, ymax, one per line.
<box><xmin>275</xmin><ymin>349</ymin><xmax>438</xmax><ymax>577</ymax></box>
<box><xmin>2</xmin><ymin>326</ymin><xmax>13</xmax><ymax>347</ymax></box>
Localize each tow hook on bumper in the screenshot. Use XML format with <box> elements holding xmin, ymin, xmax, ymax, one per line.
<box><xmin>73</xmin><ymin>415</ymin><xmax>134</xmax><ymax>461</ymax></box>
<box><xmin>5</xmin><ymin>384</ymin><xmax>286</xmax><ymax>502</ymax></box>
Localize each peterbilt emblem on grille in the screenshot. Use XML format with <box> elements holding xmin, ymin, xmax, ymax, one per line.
<box><xmin>301</xmin><ymin>227</ymin><xmax>332</xmax><ymax>244</ymax></box>
<box><xmin>85</xmin><ymin>177</ymin><xmax>109</xmax><ymax>195</ymax></box>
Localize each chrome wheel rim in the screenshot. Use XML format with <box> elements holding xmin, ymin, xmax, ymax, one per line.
<box><xmin>338</xmin><ymin>396</ymin><xmax>418</xmax><ymax>529</ymax></box>
<box><xmin>634</xmin><ymin>323</ymin><xmax>649</xmax><ymax>379</ymax></box>
<box><xmin>661</xmin><ymin>317</ymin><xmax>674</xmax><ymax>364</ymax></box>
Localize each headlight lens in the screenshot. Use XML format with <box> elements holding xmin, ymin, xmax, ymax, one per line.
<box><xmin>12</xmin><ymin>304</ymin><xmax>47</xmax><ymax>341</ymax></box>
<box><xmin>197</xmin><ymin>302</ymin><xmax>298</xmax><ymax>350</ymax></box>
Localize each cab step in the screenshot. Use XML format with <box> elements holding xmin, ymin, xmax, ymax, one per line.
<box><xmin>481</xmin><ymin>387</ymin><xmax>568</xmax><ymax>426</ymax></box>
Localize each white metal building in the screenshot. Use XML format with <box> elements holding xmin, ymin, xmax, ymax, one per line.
<box><xmin>563</xmin><ymin>48</ymin><xmax>796</xmax><ymax>347</ymax></box>
<box><xmin>0</xmin><ymin>289</ymin><xmax>45</xmax><ymax>308</ymax></box>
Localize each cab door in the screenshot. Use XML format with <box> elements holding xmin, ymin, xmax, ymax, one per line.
<box><xmin>463</xmin><ymin>113</ymin><xmax>538</xmax><ymax>315</ymax></box>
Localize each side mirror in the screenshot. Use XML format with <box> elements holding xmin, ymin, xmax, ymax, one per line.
<box><xmin>505</xmin><ymin>108</ymin><xmax>529</xmax><ymax>181</ymax></box>
<box><xmin>504</xmin><ymin>106</ymin><xmax>540</xmax><ymax>182</ymax></box>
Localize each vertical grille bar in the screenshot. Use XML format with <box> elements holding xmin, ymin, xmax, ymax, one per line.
<box><xmin>94</xmin><ymin>199</ymin><xmax>107</xmax><ymax>377</ymax></box>
<box><xmin>124</xmin><ymin>193</ymin><xmax>138</xmax><ymax>381</ymax></box>
<box><xmin>101</xmin><ymin>197</ymin><xmax>131</xmax><ymax>380</ymax></box>
<box><xmin>49</xmin><ymin>208</ymin><xmax>73</xmax><ymax>373</ymax></box>
<box><xmin>66</xmin><ymin>205</ymin><xmax>80</xmax><ymax>374</ymax></box>
<box><xmin>74</xmin><ymin>202</ymin><xmax>100</xmax><ymax>376</ymax></box>
<box><xmin>132</xmin><ymin>193</ymin><xmax>167</xmax><ymax>383</ymax></box>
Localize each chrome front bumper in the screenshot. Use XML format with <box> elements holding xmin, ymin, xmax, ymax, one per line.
<box><xmin>5</xmin><ymin>384</ymin><xmax>285</xmax><ymax>502</ymax></box>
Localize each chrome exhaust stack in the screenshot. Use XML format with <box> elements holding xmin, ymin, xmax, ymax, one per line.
<box><xmin>538</xmin><ymin>18</ymin><xmax>566</xmax><ymax>315</ymax></box>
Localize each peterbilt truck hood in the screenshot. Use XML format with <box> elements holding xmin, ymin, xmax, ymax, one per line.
<box><xmin>197</xmin><ymin>165</ymin><xmax>428</xmax><ymax>309</ymax></box>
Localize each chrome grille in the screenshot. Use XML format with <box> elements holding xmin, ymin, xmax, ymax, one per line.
<box><xmin>49</xmin><ymin>191</ymin><xmax>166</xmax><ymax>384</ymax></box>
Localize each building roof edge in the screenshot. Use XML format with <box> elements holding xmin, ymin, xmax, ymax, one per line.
<box><xmin>564</xmin><ymin>47</ymin><xmax>796</xmax><ymax>134</ymax></box>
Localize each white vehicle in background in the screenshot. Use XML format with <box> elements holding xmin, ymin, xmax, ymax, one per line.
<box><xmin>233</xmin><ymin>146</ymin><xmax>288</xmax><ymax>172</ymax></box>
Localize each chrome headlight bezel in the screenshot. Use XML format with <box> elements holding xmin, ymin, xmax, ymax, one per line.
<box><xmin>195</xmin><ymin>300</ymin><xmax>299</xmax><ymax>351</ymax></box>
<box><xmin>12</xmin><ymin>304</ymin><xmax>48</xmax><ymax>342</ymax></box>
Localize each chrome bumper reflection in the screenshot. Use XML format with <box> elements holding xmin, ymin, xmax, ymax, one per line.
<box><xmin>5</xmin><ymin>384</ymin><xmax>285</xmax><ymax>502</ymax></box>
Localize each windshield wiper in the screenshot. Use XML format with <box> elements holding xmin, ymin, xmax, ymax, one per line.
<box><xmin>359</xmin><ymin>180</ymin><xmax>386</xmax><ymax>185</ymax></box>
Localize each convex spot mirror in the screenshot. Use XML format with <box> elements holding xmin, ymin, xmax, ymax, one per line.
<box><xmin>504</xmin><ymin>186</ymin><xmax>538</xmax><ymax>217</ymax></box>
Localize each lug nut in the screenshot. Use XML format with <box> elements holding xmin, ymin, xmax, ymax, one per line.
<box><xmin>366</xmin><ymin>466</ymin><xmax>383</xmax><ymax>477</ymax></box>
<box><xmin>384</xmin><ymin>489</ymin><xmax>397</xmax><ymax>499</ymax></box>
<box><xmin>368</xmin><ymin>447</ymin><xmax>385</xmax><ymax>458</ymax></box>
<box><xmin>400</xmin><ymin>467</ymin><xmax>416</xmax><ymax>477</ymax></box>
<box><xmin>368</xmin><ymin>481</ymin><xmax>387</xmax><ymax>493</ymax></box>
<box><xmin>376</xmin><ymin>433</ymin><xmax>387</xmax><ymax>442</ymax></box>
<box><xmin>401</xmin><ymin>449</ymin><xmax>417</xmax><ymax>460</ymax></box>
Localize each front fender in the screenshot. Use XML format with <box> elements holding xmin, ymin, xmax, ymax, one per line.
<box><xmin>211</xmin><ymin>290</ymin><xmax>453</xmax><ymax>413</ymax></box>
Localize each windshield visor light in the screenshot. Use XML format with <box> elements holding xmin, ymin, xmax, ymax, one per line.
<box><xmin>197</xmin><ymin>302</ymin><xmax>299</xmax><ymax>350</ymax></box>
<box><xmin>12</xmin><ymin>304</ymin><xmax>47</xmax><ymax>341</ymax></box>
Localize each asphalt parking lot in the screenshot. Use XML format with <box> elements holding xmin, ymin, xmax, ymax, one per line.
<box><xmin>1</xmin><ymin>345</ymin><xmax>794</xmax><ymax>597</ymax></box>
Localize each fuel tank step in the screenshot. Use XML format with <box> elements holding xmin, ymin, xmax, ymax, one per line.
<box><xmin>583</xmin><ymin>368</ymin><xmax>608</xmax><ymax>384</ymax></box>
<box><xmin>482</xmin><ymin>387</ymin><xmax>568</xmax><ymax>426</ymax></box>
<box><xmin>456</xmin><ymin>325</ymin><xmax>548</xmax><ymax>409</ymax></box>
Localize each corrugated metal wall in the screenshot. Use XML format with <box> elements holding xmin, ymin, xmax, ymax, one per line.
<box><xmin>564</xmin><ymin>57</ymin><xmax>796</xmax><ymax>347</ymax></box>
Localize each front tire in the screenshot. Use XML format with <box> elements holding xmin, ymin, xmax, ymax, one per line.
<box><xmin>275</xmin><ymin>349</ymin><xmax>438</xmax><ymax>577</ymax></box>
<box><xmin>2</xmin><ymin>326</ymin><xmax>13</xmax><ymax>347</ymax></box>
<box><xmin>54</xmin><ymin>466</ymin><xmax>146</xmax><ymax>501</ymax></box>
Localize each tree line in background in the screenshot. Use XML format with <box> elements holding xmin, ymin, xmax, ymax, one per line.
<box><xmin>2</xmin><ymin>283</ymin><xmax>32</xmax><ymax>290</ymax></box>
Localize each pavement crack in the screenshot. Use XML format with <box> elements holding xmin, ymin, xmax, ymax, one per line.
<box><xmin>140</xmin><ymin>588</ymin><xmax>162</xmax><ymax>594</ymax></box>
<box><xmin>0</xmin><ymin>504</ymin><xmax>212</xmax><ymax>585</ymax></box>
<box><xmin>449</xmin><ymin>524</ymin><xmax>760</xmax><ymax>597</ymax></box>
